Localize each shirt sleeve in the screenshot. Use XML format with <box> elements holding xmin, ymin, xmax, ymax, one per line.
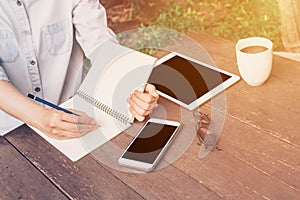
<box><xmin>0</xmin><ymin>66</ymin><xmax>9</xmax><ymax>81</ymax></box>
<box><xmin>72</xmin><ymin>0</ymin><xmax>119</xmax><ymax>58</ymax></box>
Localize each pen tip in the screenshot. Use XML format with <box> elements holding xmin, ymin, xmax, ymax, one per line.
<box><xmin>27</xmin><ymin>93</ymin><xmax>35</xmax><ymax>99</ymax></box>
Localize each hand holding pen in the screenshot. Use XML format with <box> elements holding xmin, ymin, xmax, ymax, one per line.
<box><xmin>27</xmin><ymin>94</ymin><xmax>98</xmax><ymax>140</ymax></box>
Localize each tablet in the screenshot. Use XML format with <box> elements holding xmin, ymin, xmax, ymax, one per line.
<box><xmin>148</xmin><ymin>52</ymin><xmax>240</xmax><ymax>110</ymax></box>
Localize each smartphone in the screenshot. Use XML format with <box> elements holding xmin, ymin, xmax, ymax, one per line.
<box><xmin>118</xmin><ymin>118</ymin><xmax>181</xmax><ymax>171</ymax></box>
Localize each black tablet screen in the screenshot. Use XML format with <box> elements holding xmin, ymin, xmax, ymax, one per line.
<box><xmin>148</xmin><ymin>55</ymin><xmax>231</xmax><ymax>105</ymax></box>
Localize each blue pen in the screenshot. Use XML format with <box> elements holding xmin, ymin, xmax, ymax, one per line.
<box><xmin>27</xmin><ymin>93</ymin><xmax>79</xmax><ymax>116</ymax></box>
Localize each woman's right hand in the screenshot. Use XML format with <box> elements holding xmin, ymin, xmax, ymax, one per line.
<box><xmin>0</xmin><ymin>81</ymin><xmax>98</xmax><ymax>140</ymax></box>
<box><xmin>32</xmin><ymin>108</ymin><xmax>98</xmax><ymax>140</ymax></box>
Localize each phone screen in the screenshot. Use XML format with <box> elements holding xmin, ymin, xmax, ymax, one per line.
<box><xmin>121</xmin><ymin>121</ymin><xmax>178</xmax><ymax>164</ymax></box>
<box><xmin>148</xmin><ymin>55</ymin><xmax>231</xmax><ymax>105</ymax></box>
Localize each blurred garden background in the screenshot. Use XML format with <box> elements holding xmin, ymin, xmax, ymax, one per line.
<box><xmin>101</xmin><ymin>0</ymin><xmax>284</xmax><ymax>51</ymax></box>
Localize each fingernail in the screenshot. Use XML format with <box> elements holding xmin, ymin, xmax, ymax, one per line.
<box><xmin>151</xmin><ymin>90</ymin><xmax>159</xmax><ymax>97</ymax></box>
<box><xmin>138</xmin><ymin>116</ymin><xmax>145</xmax><ymax>122</ymax></box>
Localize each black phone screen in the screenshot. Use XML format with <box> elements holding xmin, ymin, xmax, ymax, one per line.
<box><xmin>122</xmin><ymin>122</ymin><xmax>178</xmax><ymax>164</ymax></box>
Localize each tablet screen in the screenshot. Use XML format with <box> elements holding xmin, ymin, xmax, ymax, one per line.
<box><xmin>148</xmin><ymin>55</ymin><xmax>231</xmax><ymax>105</ymax></box>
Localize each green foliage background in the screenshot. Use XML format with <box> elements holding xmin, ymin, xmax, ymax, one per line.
<box><xmin>147</xmin><ymin>0</ymin><xmax>283</xmax><ymax>51</ymax></box>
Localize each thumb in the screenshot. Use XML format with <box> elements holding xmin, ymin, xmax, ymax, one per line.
<box><xmin>145</xmin><ymin>84</ymin><xmax>159</xmax><ymax>97</ymax></box>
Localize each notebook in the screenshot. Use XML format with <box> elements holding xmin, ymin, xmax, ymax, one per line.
<box><xmin>30</xmin><ymin>41</ymin><xmax>157</xmax><ymax>161</ymax></box>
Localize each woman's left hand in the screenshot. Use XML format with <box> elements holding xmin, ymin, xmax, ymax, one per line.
<box><xmin>128</xmin><ymin>84</ymin><xmax>159</xmax><ymax>121</ymax></box>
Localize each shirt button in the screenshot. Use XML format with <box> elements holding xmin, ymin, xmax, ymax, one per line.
<box><xmin>16</xmin><ymin>0</ymin><xmax>22</xmax><ymax>6</ymax></box>
<box><xmin>35</xmin><ymin>87</ymin><xmax>41</xmax><ymax>92</ymax></box>
<box><xmin>30</xmin><ymin>60</ymin><xmax>36</xmax><ymax>65</ymax></box>
<box><xmin>22</xmin><ymin>30</ymin><xmax>30</xmax><ymax>36</ymax></box>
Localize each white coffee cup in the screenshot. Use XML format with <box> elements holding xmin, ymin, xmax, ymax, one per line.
<box><xmin>235</xmin><ymin>37</ymin><xmax>273</xmax><ymax>86</ymax></box>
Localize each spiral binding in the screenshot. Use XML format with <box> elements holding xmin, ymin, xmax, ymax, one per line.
<box><xmin>76</xmin><ymin>90</ymin><xmax>130</xmax><ymax>125</ymax></box>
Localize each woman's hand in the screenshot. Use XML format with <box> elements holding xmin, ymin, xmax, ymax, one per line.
<box><xmin>32</xmin><ymin>108</ymin><xmax>98</xmax><ymax>140</ymax></box>
<box><xmin>128</xmin><ymin>84</ymin><xmax>159</xmax><ymax>121</ymax></box>
<box><xmin>0</xmin><ymin>80</ymin><xmax>98</xmax><ymax>140</ymax></box>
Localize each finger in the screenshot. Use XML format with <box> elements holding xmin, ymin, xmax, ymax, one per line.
<box><xmin>75</xmin><ymin>123</ymin><xmax>99</xmax><ymax>134</ymax></box>
<box><xmin>53</xmin><ymin>120</ymin><xmax>98</xmax><ymax>134</ymax></box>
<box><xmin>145</xmin><ymin>84</ymin><xmax>159</xmax><ymax>98</ymax></box>
<box><xmin>129</xmin><ymin>106</ymin><xmax>145</xmax><ymax>122</ymax></box>
<box><xmin>133</xmin><ymin>90</ymin><xmax>157</xmax><ymax>104</ymax></box>
<box><xmin>130</xmin><ymin>93</ymin><xmax>153</xmax><ymax>111</ymax></box>
<box><xmin>59</xmin><ymin>109</ymin><xmax>97</xmax><ymax>125</ymax></box>
<box><xmin>128</xmin><ymin>97</ymin><xmax>151</xmax><ymax>117</ymax></box>
<box><xmin>68</xmin><ymin>109</ymin><xmax>98</xmax><ymax>125</ymax></box>
<box><xmin>44</xmin><ymin>124</ymin><xmax>81</xmax><ymax>139</ymax></box>
<box><xmin>46</xmin><ymin>129</ymin><xmax>81</xmax><ymax>140</ymax></box>
<box><xmin>46</xmin><ymin>122</ymin><xmax>98</xmax><ymax>139</ymax></box>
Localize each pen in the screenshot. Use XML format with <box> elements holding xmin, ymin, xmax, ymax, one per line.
<box><xmin>27</xmin><ymin>93</ymin><xmax>79</xmax><ymax>116</ymax></box>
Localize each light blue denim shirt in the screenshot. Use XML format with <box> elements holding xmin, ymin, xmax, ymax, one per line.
<box><xmin>0</xmin><ymin>0</ymin><xmax>117</xmax><ymax>134</ymax></box>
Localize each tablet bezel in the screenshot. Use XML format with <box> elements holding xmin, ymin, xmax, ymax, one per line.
<box><xmin>152</xmin><ymin>52</ymin><xmax>240</xmax><ymax>110</ymax></box>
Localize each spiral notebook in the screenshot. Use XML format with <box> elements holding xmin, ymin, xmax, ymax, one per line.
<box><xmin>30</xmin><ymin>41</ymin><xmax>157</xmax><ymax>161</ymax></box>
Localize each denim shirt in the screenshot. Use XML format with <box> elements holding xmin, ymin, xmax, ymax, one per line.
<box><xmin>0</xmin><ymin>0</ymin><xmax>117</xmax><ymax>134</ymax></box>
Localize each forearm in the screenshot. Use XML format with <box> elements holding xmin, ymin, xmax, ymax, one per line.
<box><xmin>0</xmin><ymin>80</ymin><xmax>47</xmax><ymax>126</ymax></box>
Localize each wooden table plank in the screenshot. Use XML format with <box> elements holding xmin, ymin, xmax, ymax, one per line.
<box><xmin>101</xmin><ymin>162</ymin><xmax>223</xmax><ymax>200</ymax></box>
<box><xmin>173</xmin><ymin>143</ymin><xmax>300</xmax><ymax>200</ymax></box>
<box><xmin>225</xmin><ymin>82</ymin><xmax>300</xmax><ymax>146</ymax></box>
<box><xmin>0</xmin><ymin>137</ymin><xmax>67</xmax><ymax>200</ymax></box>
<box><xmin>5</xmin><ymin>125</ymin><xmax>222</xmax><ymax>200</ymax></box>
<box><xmin>5</xmin><ymin>125</ymin><xmax>143</xmax><ymax>200</ymax></box>
<box><xmin>219</xmin><ymin>113</ymin><xmax>300</xmax><ymax>191</ymax></box>
<box><xmin>172</xmin><ymin>105</ymin><xmax>300</xmax><ymax>199</ymax></box>
<box><xmin>156</xmin><ymin>100</ymin><xmax>300</xmax><ymax>199</ymax></box>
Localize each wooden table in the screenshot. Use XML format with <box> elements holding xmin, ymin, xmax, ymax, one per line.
<box><xmin>2</xmin><ymin>31</ymin><xmax>300</xmax><ymax>199</ymax></box>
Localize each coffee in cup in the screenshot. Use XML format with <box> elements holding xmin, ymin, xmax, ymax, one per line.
<box><xmin>240</xmin><ymin>45</ymin><xmax>268</xmax><ymax>54</ymax></box>
<box><xmin>235</xmin><ymin>37</ymin><xmax>273</xmax><ymax>86</ymax></box>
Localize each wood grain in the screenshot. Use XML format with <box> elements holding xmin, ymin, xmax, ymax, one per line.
<box><xmin>0</xmin><ymin>137</ymin><xmax>67</xmax><ymax>200</ymax></box>
<box><xmin>5</xmin><ymin>125</ymin><xmax>143</xmax><ymax>200</ymax></box>
<box><xmin>170</xmin><ymin>109</ymin><xmax>300</xmax><ymax>199</ymax></box>
<box><xmin>279</xmin><ymin>0</ymin><xmax>300</xmax><ymax>52</ymax></box>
